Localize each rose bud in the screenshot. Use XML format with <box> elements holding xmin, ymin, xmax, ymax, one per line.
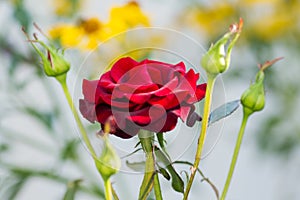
<box><xmin>241</xmin><ymin>70</ymin><xmax>265</xmax><ymax>115</ymax></box>
<box><xmin>95</xmin><ymin>135</ymin><xmax>121</xmax><ymax>181</ymax></box>
<box><xmin>241</xmin><ymin>57</ymin><xmax>283</xmax><ymax>116</ymax></box>
<box><xmin>201</xmin><ymin>18</ymin><xmax>243</xmax><ymax>77</ymax></box>
<box><xmin>23</xmin><ymin>27</ymin><xmax>70</xmax><ymax>78</ymax></box>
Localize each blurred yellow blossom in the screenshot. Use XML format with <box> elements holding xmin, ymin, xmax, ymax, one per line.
<box><xmin>245</xmin><ymin>0</ymin><xmax>299</xmax><ymax>42</ymax></box>
<box><xmin>49</xmin><ymin>24</ymin><xmax>83</xmax><ymax>47</ymax></box>
<box><xmin>48</xmin><ymin>2</ymin><xmax>150</xmax><ymax>50</ymax></box>
<box><xmin>180</xmin><ymin>0</ymin><xmax>300</xmax><ymax>43</ymax></box>
<box><xmin>106</xmin><ymin>1</ymin><xmax>150</xmax><ymax>35</ymax></box>
<box><xmin>53</xmin><ymin>0</ymin><xmax>82</xmax><ymax>17</ymax></box>
<box><xmin>181</xmin><ymin>3</ymin><xmax>236</xmax><ymax>38</ymax></box>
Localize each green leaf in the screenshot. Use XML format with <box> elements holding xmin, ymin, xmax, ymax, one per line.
<box><xmin>60</xmin><ymin>139</ymin><xmax>80</xmax><ymax>160</ymax></box>
<box><xmin>156</xmin><ymin>133</ymin><xmax>165</xmax><ymax>150</ymax></box>
<box><xmin>134</xmin><ymin>141</ymin><xmax>141</xmax><ymax>148</ymax></box>
<box><xmin>157</xmin><ymin>165</ymin><xmax>170</xmax><ymax>180</ymax></box>
<box><xmin>13</xmin><ymin>0</ymin><xmax>31</xmax><ymax>30</ymax></box>
<box><xmin>3</xmin><ymin>175</ymin><xmax>29</xmax><ymax>200</ymax></box>
<box><xmin>0</xmin><ymin>143</ymin><xmax>9</xmax><ymax>153</ymax></box>
<box><xmin>23</xmin><ymin>107</ymin><xmax>54</xmax><ymax>130</ymax></box>
<box><xmin>208</xmin><ymin>100</ymin><xmax>240</xmax><ymax>126</ymax></box>
<box><xmin>121</xmin><ymin>148</ymin><xmax>142</xmax><ymax>159</ymax></box>
<box><xmin>126</xmin><ymin>160</ymin><xmax>145</xmax><ymax>172</ymax></box>
<box><xmin>63</xmin><ymin>179</ymin><xmax>82</xmax><ymax>200</ymax></box>
<box><xmin>154</xmin><ymin>147</ymin><xmax>184</xmax><ymax>193</ymax></box>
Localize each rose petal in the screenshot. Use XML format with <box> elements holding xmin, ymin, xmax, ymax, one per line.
<box><xmin>95</xmin><ymin>104</ymin><xmax>113</xmax><ymax>124</ymax></box>
<box><xmin>196</xmin><ymin>83</ymin><xmax>207</xmax><ymax>101</ymax></box>
<box><xmin>170</xmin><ymin>105</ymin><xmax>192</xmax><ymax>122</ymax></box>
<box><xmin>129</xmin><ymin>104</ymin><xmax>166</xmax><ymax>125</ymax></box>
<box><xmin>110</xmin><ymin>57</ymin><xmax>139</xmax><ymax>82</ymax></box>
<box><xmin>79</xmin><ymin>99</ymin><xmax>97</xmax><ymax>123</ymax></box>
<box><xmin>145</xmin><ymin>111</ymin><xmax>178</xmax><ymax>133</ymax></box>
<box><xmin>186</xmin><ymin>112</ymin><xmax>202</xmax><ymax>127</ymax></box>
<box><xmin>82</xmin><ymin>79</ymin><xmax>98</xmax><ymax>103</ymax></box>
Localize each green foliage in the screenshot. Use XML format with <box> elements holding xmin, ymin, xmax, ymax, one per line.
<box><xmin>154</xmin><ymin>147</ymin><xmax>184</xmax><ymax>193</ymax></box>
<box><xmin>208</xmin><ymin>100</ymin><xmax>240</xmax><ymax>126</ymax></box>
<box><xmin>63</xmin><ymin>179</ymin><xmax>82</xmax><ymax>200</ymax></box>
<box><xmin>12</xmin><ymin>0</ymin><xmax>31</xmax><ymax>31</ymax></box>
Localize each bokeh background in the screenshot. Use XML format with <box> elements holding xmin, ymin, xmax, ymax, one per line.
<box><xmin>1</xmin><ymin>0</ymin><xmax>300</xmax><ymax>199</ymax></box>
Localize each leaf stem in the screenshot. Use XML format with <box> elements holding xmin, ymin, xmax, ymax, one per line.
<box><xmin>183</xmin><ymin>75</ymin><xmax>216</xmax><ymax>200</ymax></box>
<box><xmin>220</xmin><ymin>110</ymin><xmax>249</xmax><ymax>200</ymax></box>
<box><xmin>57</xmin><ymin>75</ymin><xmax>97</xmax><ymax>158</ymax></box>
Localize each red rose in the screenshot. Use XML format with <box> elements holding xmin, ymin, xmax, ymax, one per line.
<box><xmin>79</xmin><ymin>57</ymin><xmax>206</xmax><ymax>139</ymax></box>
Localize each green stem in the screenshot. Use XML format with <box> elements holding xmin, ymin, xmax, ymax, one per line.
<box><xmin>154</xmin><ymin>173</ymin><xmax>163</xmax><ymax>200</ymax></box>
<box><xmin>111</xmin><ymin>184</ymin><xmax>120</xmax><ymax>200</ymax></box>
<box><xmin>56</xmin><ymin>75</ymin><xmax>117</xmax><ymax>200</ymax></box>
<box><xmin>183</xmin><ymin>76</ymin><xmax>216</xmax><ymax>200</ymax></box>
<box><xmin>56</xmin><ymin>75</ymin><xmax>97</xmax><ymax>158</ymax></box>
<box><xmin>220</xmin><ymin>110</ymin><xmax>249</xmax><ymax>200</ymax></box>
<box><xmin>104</xmin><ymin>179</ymin><xmax>113</xmax><ymax>200</ymax></box>
<box><xmin>138</xmin><ymin>131</ymin><xmax>163</xmax><ymax>200</ymax></box>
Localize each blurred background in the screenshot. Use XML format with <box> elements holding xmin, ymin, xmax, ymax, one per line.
<box><xmin>0</xmin><ymin>0</ymin><xmax>300</xmax><ymax>199</ymax></box>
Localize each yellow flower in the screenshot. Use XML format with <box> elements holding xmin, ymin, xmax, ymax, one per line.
<box><xmin>243</xmin><ymin>0</ymin><xmax>298</xmax><ymax>41</ymax></box>
<box><xmin>183</xmin><ymin>3</ymin><xmax>236</xmax><ymax>38</ymax></box>
<box><xmin>250</xmin><ymin>13</ymin><xmax>294</xmax><ymax>41</ymax></box>
<box><xmin>239</xmin><ymin>0</ymin><xmax>281</xmax><ymax>5</ymax></box>
<box><xmin>49</xmin><ymin>24</ymin><xmax>83</xmax><ymax>47</ymax></box>
<box><xmin>78</xmin><ymin>18</ymin><xmax>109</xmax><ymax>49</ymax></box>
<box><xmin>106</xmin><ymin>1</ymin><xmax>150</xmax><ymax>36</ymax></box>
<box><xmin>49</xmin><ymin>18</ymin><xmax>108</xmax><ymax>49</ymax></box>
<box><xmin>53</xmin><ymin>0</ymin><xmax>82</xmax><ymax>17</ymax></box>
<box><xmin>48</xmin><ymin>2</ymin><xmax>150</xmax><ymax>50</ymax></box>
<box><xmin>182</xmin><ymin>0</ymin><xmax>299</xmax><ymax>43</ymax></box>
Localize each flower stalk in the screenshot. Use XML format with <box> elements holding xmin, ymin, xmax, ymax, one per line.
<box><xmin>183</xmin><ymin>75</ymin><xmax>216</xmax><ymax>200</ymax></box>
<box><xmin>184</xmin><ymin>19</ymin><xmax>243</xmax><ymax>200</ymax></box>
<box><xmin>220</xmin><ymin>110</ymin><xmax>249</xmax><ymax>200</ymax></box>
<box><xmin>104</xmin><ymin>180</ymin><xmax>113</xmax><ymax>200</ymax></box>
<box><xmin>138</xmin><ymin>130</ymin><xmax>163</xmax><ymax>200</ymax></box>
<box><xmin>154</xmin><ymin>173</ymin><xmax>163</xmax><ymax>200</ymax></box>
<box><xmin>57</xmin><ymin>74</ymin><xmax>97</xmax><ymax>158</ymax></box>
<box><xmin>220</xmin><ymin>58</ymin><xmax>282</xmax><ymax>199</ymax></box>
<box><xmin>23</xmin><ymin>26</ymin><xmax>122</xmax><ymax>200</ymax></box>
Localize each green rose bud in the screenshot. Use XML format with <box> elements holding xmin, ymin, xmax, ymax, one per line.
<box><xmin>241</xmin><ymin>70</ymin><xmax>265</xmax><ymax>115</ymax></box>
<box><xmin>241</xmin><ymin>57</ymin><xmax>283</xmax><ymax>116</ymax></box>
<box><xmin>22</xmin><ymin>26</ymin><xmax>70</xmax><ymax>78</ymax></box>
<box><xmin>39</xmin><ymin>44</ymin><xmax>70</xmax><ymax>77</ymax></box>
<box><xmin>95</xmin><ymin>122</ymin><xmax>121</xmax><ymax>181</ymax></box>
<box><xmin>201</xmin><ymin>18</ymin><xmax>243</xmax><ymax>77</ymax></box>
